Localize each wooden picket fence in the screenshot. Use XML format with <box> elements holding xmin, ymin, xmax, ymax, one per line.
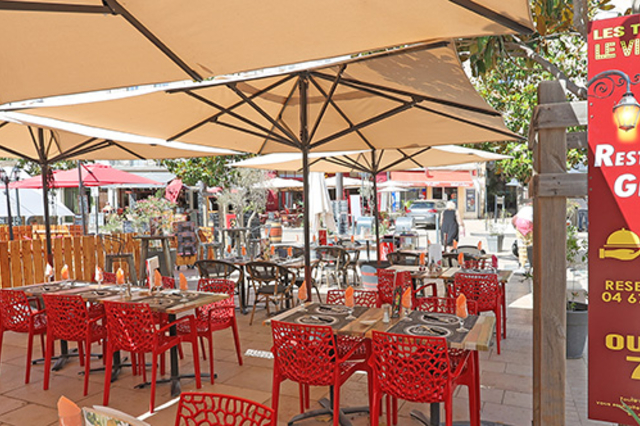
<box><xmin>0</xmin><ymin>225</ymin><xmax>33</xmax><ymax>241</ymax></box>
<box><xmin>0</xmin><ymin>233</ymin><xmax>142</xmax><ymax>288</ymax></box>
<box><xmin>0</xmin><ymin>225</ymin><xmax>84</xmax><ymax>241</ymax></box>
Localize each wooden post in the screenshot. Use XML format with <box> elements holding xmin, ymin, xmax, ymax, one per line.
<box><xmin>533</xmin><ymin>81</ymin><xmax>567</xmax><ymax>425</ymax></box>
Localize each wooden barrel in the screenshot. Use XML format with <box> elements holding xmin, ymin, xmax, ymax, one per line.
<box><xmin>267</xmin><ymin>220</ymin><xmax>282</xmax><ymax>243</ymax></box>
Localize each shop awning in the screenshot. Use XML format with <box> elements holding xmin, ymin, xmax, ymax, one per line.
<box><xmin>390</xmin><ymin>170</ymin><xmax>474</xmax><ymax>187</ymax></box>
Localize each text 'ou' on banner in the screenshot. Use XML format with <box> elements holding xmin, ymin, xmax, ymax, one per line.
<box><xmin>588</xmin><ymin>14</ymin><xmax>640</xmax><ymax>424</ymax></box>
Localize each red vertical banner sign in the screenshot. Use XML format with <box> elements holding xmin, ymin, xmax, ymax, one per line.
<box><xmin>588</xmin><ymin>15</ymin><xmax>640</xmax><ymax>423</ymax></box>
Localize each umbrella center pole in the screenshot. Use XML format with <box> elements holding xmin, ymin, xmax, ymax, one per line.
<box><xmin>40</xmin><ymin>162</ymin><xmax>53</xmax><ymax>264</ymax></box>
<box><xmin>299</xmin><ymin>73</ymin><xmax>313</xmax><ymax>302</ymax></box>
<box><xmin>3</xmin><ymin>179</ymin><xmax>13</xmax><ymax>241</ymax></box>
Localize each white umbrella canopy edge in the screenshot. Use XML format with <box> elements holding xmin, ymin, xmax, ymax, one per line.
<box><xmin>0</xmin><ymin>188</ymin><xmax>74</xmax><ymax>217</ymax></box>
<box><xmin>0</xmin><ymin>112</ymin><xmax>239</xmax><ymax>260</ymax></box>
<box><xmin>0</xmin><ymin>0</ymin><xmax>532</xmax><ymax>105</ymax></box>
<box><xmin>308</xmin><ymin>172</ymin><xmax>336</xmax><ymax>233</ymax></box>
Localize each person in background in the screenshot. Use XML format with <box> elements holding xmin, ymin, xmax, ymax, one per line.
<box><xmin>440</xmin><ymin>201</ymin><xmax>463</xmax><ymax>250</ymax></box>
<box><xmin>450</xmin><ymin>191</ymin><xmax>458</xmax><ymax>207</ymax></box>
<box><xmin>512</xmin><ymin>201</ymin><xmax>533</xmax><ymax>271</ymax></box>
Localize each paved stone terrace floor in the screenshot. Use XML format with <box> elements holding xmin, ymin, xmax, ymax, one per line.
<box><xmin>0</xmin><ymin>221</ymin><xmax>609</xmax><ymax>426</ymax></box>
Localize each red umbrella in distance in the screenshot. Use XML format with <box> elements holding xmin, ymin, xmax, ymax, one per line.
<box><xmin>12</xmin><ymin>163</ymin><xmax>160</xmax><ymax>189</ymax></box>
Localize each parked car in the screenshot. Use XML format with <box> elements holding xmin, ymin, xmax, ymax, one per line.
<box><xmin>406</xmin><ymin>199</ymin><xmax>446</xmax><ymax>228</ymax></box>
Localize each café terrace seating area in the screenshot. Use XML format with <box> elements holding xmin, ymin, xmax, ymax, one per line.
<box><xmin>0</xmin><ymin>223</ymin><xmax>595</xmax><ymax>426</ymax></box>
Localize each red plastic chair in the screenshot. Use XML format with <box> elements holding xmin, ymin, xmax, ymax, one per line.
<box><xmin>270</xmin><ymin>321</ymin><xmax>370</xmax><ymax>426</ymax></box>
<box><xmin>325</xmin><ymin>289</ymin><xmax>379</xmax><ymax>307</ymax></box>
<box><xmin>324</xmin><ymin>289</ymin><xmax>378</xmax><ymax>360</ymax></box>
<box><xmin>370</xmin><ymin>330</ymin><xmax>480</xmax><ymax>426</ymax></box>
<box><xmin>161</xmin><ymin>276</ymin><xmax>176</xmax><ymax>290</ymax></box>
<box><xmin>102</xmin><ymin>301</ymin><xmax>202</xmax><ymax>413</ymax></box>
<box><xmin>177</xmin><ymin>278</ymin><xmax>242</xmax><ymax>384</ymax></box>
<box><xmin>42</xmin><ymin>294</ymin><xmax>106</xmax><ymax>395</ymax></box>
<box><xmin>174</xmin><ymin>392</ymin><xmax>275</xmax><ymax>426</ymax></box>
<box><xmin>0</xmin><ymin>289</ymin><xmax>46</xmax><ymax>384</ymax></box>
<box><xmin>451</xmin><ymin>272</ymin><xmax>503</xmax><ymax>354</ymax></box>
<box><xmin>376</xmin><ymin>269</ymin><xmax>412</xmax><ymax>307</ymax></box>
<box><xmin>413</xmin><ymin>296</ymin><xmax>478</xmax><ymax>316</ymax></box>
<box><xmin>102</xmin><ymin>271</ymin><xmax>117</xmax><ymax>283</ymax></box>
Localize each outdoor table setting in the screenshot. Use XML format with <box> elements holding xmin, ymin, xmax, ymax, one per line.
<box><xmin>12</xmin><ymin>279</ymin><xmax>228</xmax><ymax>397</ymax></box>
<box><xmin>265</xmin><ymin>301</ymin><xmax>495</xmax><ymax>425</ymax></box>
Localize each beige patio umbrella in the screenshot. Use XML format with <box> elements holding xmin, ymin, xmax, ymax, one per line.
<box><xmin>232</xmin><ymin>145</ymin><xmax>510</xmax><ymax>261</ymax></box>
<box><xmin>17</xmin><ymin>41</ymin><xmax>520</xmax><ymax>298</ymax></box>
<box><xmin>0</xmin><ymin>1</ymin><xmax>532</xmax><ymax>105</ymax></box>
<box><xmin>0</xmin><ymin>112</ymin><xmax>236</xmax><ymax>259</ymax></box>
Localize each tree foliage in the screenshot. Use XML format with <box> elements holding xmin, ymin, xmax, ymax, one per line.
<box><xmin>159</xmin><ymin>155</ymin><xmax>250</xmax><ymax>188</ymax></box>
<box><xmin>16</xmin><ymin>159</ymin><xmax>86</xmax><ymax>176</ymax></box>
<box><xmin>460</xmin><ymin>0</ymin><xmax>617</xmax><ymax>183</ymax></box>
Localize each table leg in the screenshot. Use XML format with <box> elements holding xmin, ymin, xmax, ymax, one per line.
<box><xmin>239</xmin><ymin>267</ymin><xmax>248</xmax><ymax>315</ymax></box>
<box><xmin>410</xmin><ymin>406</ymin><xmax>439</xmax><ymax>425</ymax></box>
<box><xmin>161</xmin><ymin>239</ymin><xmax>173</xmax><ymax>277</ymax></box>
<box><xmin>83</xmin><ymin>351</ymin><xmax>131</xmax><ymax>382</ymax></box>
<box><xmin>168</xmin><ymin>314</ymin><xmax>181</xmax><ymax>397</ymax></box>
<box><xmin>135</xmin><ymin>314</ymin><xmax>213</xmax><ymax>395</ymax></box>
<box><xmin>139</xmin><ymin>241</ymin><xmax>149</xmax><ymax>286</ymax></box>
<box><xmin>287</xmin><ymin>388</ymin><xmax>369</xmax><ymax>426</ymax></box>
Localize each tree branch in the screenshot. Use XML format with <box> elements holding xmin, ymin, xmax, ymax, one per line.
<box><xmin>505</xmin><ymin>36</ymin><xmax>588</xmax><ymax>99</ymax></box>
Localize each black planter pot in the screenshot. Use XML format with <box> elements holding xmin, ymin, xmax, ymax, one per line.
<box><xmin>566</xmin><ymin>301</ymin><xmax>588</xmax><ymax>359</ymax></box>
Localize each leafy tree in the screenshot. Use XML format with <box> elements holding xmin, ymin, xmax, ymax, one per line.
<box><xmin>15</xmin><ymin>159</ymin><xmax>86</xmax><ymax>176</ymax></box>
<box><xmin>159</xmin><ymin>155</ymin><xmax>250</xmax><ymax>188</ymax></box>
<box><xmin>459</xmin><ymin>0</ymin><xmax>620</xmax><ymax>183</ymax></box>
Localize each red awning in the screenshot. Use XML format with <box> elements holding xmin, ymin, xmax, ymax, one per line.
<box><xmin>12</xmin><ymin>164</ymin><xmax>161</xmax><ymax>188</ymax></box>
<box><xmin>389</xmin><ymin>170</ymin><xmax>474</xmax><ymax>188</ymax></box>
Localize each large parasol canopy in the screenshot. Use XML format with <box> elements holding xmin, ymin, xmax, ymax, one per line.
<box><xmin>0</xmin><ymin>0</ymin><xmax>532</xmax><ymax>105</ymax></box>
<box><xmin>14</xmin><ymin>41</ymin><xmax>520</xmax><ymax>299</ymax></box>
<box><xmin>0</xmin><ymin>112</ymin><xmax>236</xmax><ymax>260</ymax></box>
<box><xmin>232</xmin><ymin>145</ymin><xmax>510</xmax><ymax>260</ymax></box>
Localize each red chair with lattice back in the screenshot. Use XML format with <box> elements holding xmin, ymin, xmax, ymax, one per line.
<box><xmin>376</xmin><ymin>269</ymin><xmax>412</xmax><ymax>307</ymax></box>
<box><xmin>325</xmin><ymin>289</ymin><xmax>379</xmax><ymax>307</ymax></box>
<box><xmin>161</xmin><ymin>276</ymin><xmax>176</xmax><ymax>290</ymax></box>
<box><xmin>0</xmin><ymin>289</ymin><xmax>46</xmax><ymax>384</ymax></box>
<box><xmin>412</xmin><ymin>296</ymin><xmax>478</xmax><ymax>316</ymax></box>
<box><xmin>451</xmin><ymin>272</ymin><xmax>503</xmax><ymax>354</ymax></box>
<box><xmin>174</xmin><ymin>392</ymin><xmax>275</xmax><ymax>426</ymax></box>
<box><xmin>102</xmin><ymin>301</ymin><xmax>202</xmax><ymax>413</ymax></box>
<box><xmin>324</xmin><ymin>289</ymin><xmax>378</xmax><ymax>361</ymax></box>
<box><xmin>370</xmin><ymin>330</ymin><xmax>480</xmax><ymax>426</ymax></box>
<box><xmin>102</xmin><ymin>271</ymin><xmax>117</xmax><ymax>283</ymax></box>
<box><xmin>271</xmin><ymin>321</ymin><xmax>370</xmax><ymax>426</ymax></box>
<box><xmin>177</xmin><ymin>278</ymin><xmax>242</xmax><ymax>385</ymax></box>
<box><xmin>42</xmin><ymin>294</ymin><xmax>106</xmax><ymax>395</ymax></box>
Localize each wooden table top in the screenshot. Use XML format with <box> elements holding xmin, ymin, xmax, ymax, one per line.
<box><xmin>133</xmin><ymin>235</ymin><xmax>174</xmax><ymax>241</ymax></box>
<box><xmin>15</xmin><ymin>281</ymin><xmax>228</xmax><ymax>315</ymax></box>
<box><xmin>387</xmin><ymin>265</ymin><xmax>458</xmax><ymax>280</ymax></box>
<box><xmin>230</xmin><ymin>257</ymin><xmax>317</xmax><ymax>270</ymax></box>
<box><xmin>265</xmin><ymin>303</ymin><xmax>495</xmax><ymax>352</ymax></box>
<box><xmin>387</xmin><ymin>265</ymin><xmax>513</xmax><ymax>284</ymax></box>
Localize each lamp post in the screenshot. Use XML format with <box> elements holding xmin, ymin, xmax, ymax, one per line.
<box><xmin>10</xmin><ymin>166</ymin><xmax>22</xmax><ymax>225</ymax></box>
<box><xmin>0</xmin><ymin>168</ymin><xmax>14</xmax><ymax>240</ymax></box>
<box><xmin>506</xmin><ymin>177</ymin><xmax>521</xmax><ymax>213</ymax></box>
<box><xmin>587</xmin><ymin>69</ymin><xmax>640</xmax><ymax>131</ymax></box>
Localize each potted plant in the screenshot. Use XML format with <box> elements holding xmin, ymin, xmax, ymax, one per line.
<box><xmin>566</xmin><ymin>224</ymin><xmax>588</xmax><ymax>359</ymax></box>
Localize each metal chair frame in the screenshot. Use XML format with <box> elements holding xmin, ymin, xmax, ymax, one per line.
<box><xmin>245</xmin><ymin>262</ymin><xmax>296</xmax><ymax>325</ymax></box>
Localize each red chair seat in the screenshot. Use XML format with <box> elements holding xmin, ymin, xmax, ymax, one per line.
<box><xmin>176</xmin><ymin>278</ymin><xmax>242</xmax><ymax>385</ymax></box>
<box><xmin>42</xmin><ymin>294</ymin><xmax>106</xmax><ymax>396</ymax></box>
<box><xmin>0</xmin><ymin>289</ymin><xmax>47</xmax><ymax>384</ymax></box>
